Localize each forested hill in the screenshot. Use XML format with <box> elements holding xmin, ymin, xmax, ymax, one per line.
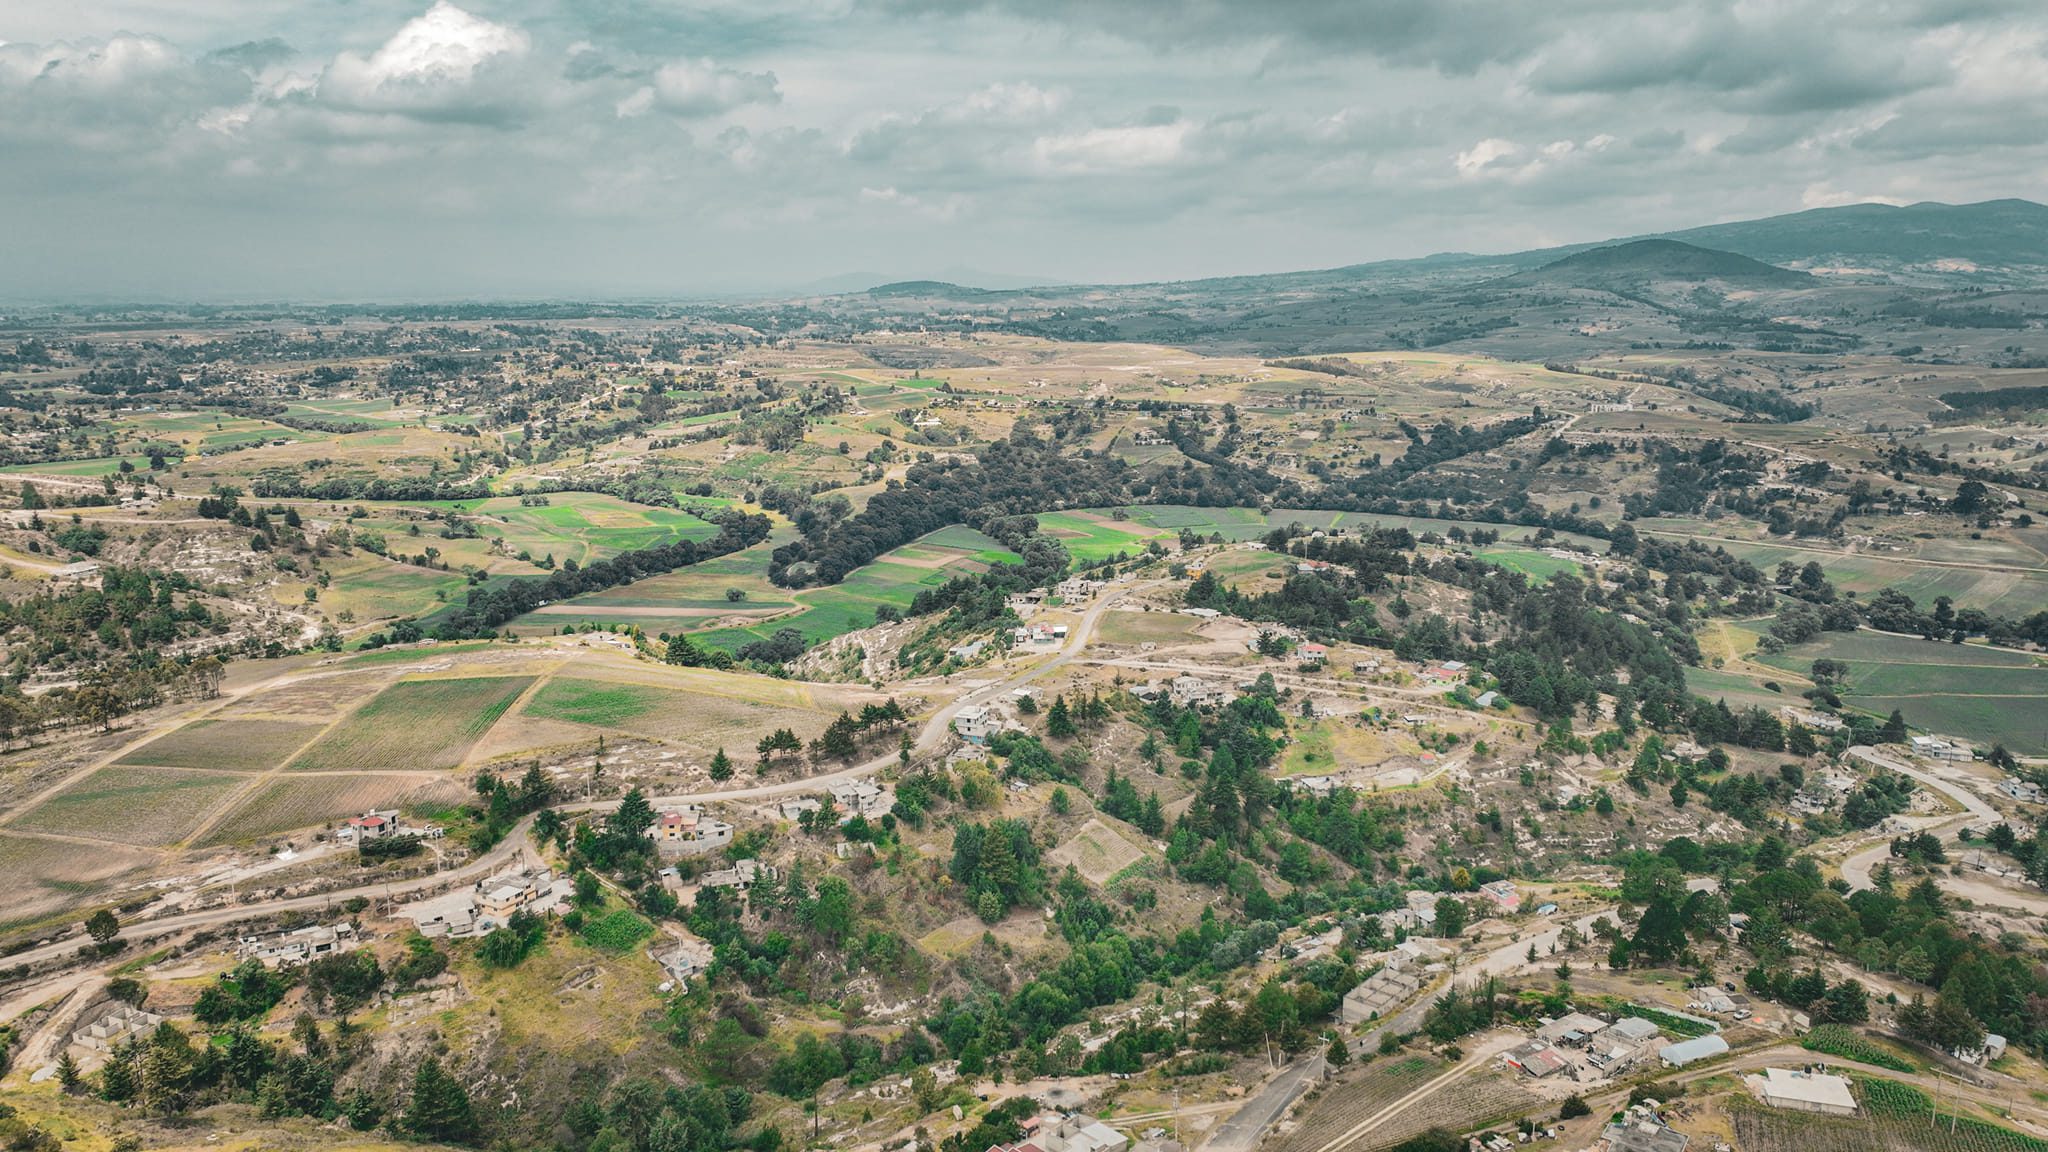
<box><xmin>1501</xmin><ymin>239</ymin><xmax>1812</xmax><ymax>288</ymax></box>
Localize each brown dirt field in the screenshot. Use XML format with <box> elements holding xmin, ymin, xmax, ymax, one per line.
<box><xmin>14</xmin><ymin>765</ymin><xmax>249</xmax><ymax>846</ymax></box>
<box><xmin>0</xmin><ymin>831</ymin><xmax>162</xmax><ymax>926</ymax></box>
<box><xmin>114</xmin><ymin>718</ymin><xmax>327</xmax><ymax>772</ymax></box>
<box><xmin>197</xmin><ymin>772</ymin><xmax>470</xmax><ymax>846</ymax></box>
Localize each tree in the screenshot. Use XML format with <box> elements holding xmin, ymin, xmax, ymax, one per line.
<box><xmin>1047</xmin><ymin>694</ymin><xmax>1077</xmax><ymax>738</ymax></box>
<box><xmin>709</xmin><ymin>747</ymin><xmax>734</xmax><ymax>782</ymax></box>
<box><xmin>404</xmin><ymin>1056</ymin><xmax>478</xmax><ymax>1144</ymax></box>
<box><xmin>1881</xmin><ymin>709</ymin><xmax>1909</xmax><ymax>744</ymax></box>
<box><xmin>608</xmin><ymin>786</ymin><xmax>656</xmax><ymax>844</ymax></box>
<box><xmin>57</xmin><ymin>1052</ymin><xmax>81</xmax><ymax>1093</ymax></box>
<box><xmin>1559</xmin><ymin>1095</ymin><xmax>1591</xmax><ymax>1120</ymax></box>
<box><xmin>86</xmin><ymin>908</ymin><xmax>120</xmax><ymax>946</ymax></box>
<box><xmin>1433</xmin><ymin>895</ymin><xmax>1468</xmax><ymax>938</ymax></box>
<box><xmin>1325</xmin><ymin>1033</ymin><xmax>1349</xmax><ymax>1069</ymax></box>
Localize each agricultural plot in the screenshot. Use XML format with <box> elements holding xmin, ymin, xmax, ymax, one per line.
<box><xmin>1760</xmin><ymin>633</ymin><xmax>2048</xmax><ymax>752</ymax></box>
<box><xmin>1096</xmin><ymin>610</ymin><xmax>1205</xmax><ymax>646</ymax></box>
<box><xmin>115</xmin><ymin>718</ymin><xmax>326</xmax><ymax>772</ymax></box>
<box><xmin>1047</xmin><ymin>820</ymin><xmax>1148</xmax><ymax>885</ymax></box>
<box><xmin>1099</xmin><ymin>505</ymin><xmax>1608</xmax><ymax>552</ymax></box>
<box><xmin>197</xmin><ymin>773</ymin><xmax>470</xmax><ymax>846</ymax></box>
<box><xmin>1037</xmin><ymin>511</ymin><xmax>1170</xmax><ymax>560</ymax></box>
<box><xmin>456</xmin><ymin>494</ymin><xmax>719</xmax><ymax>568</ymax></box>
<box><xmin>0</xmin><ymin>832</ymin><xmax>162</xmax><ymax>927</ymax></box>
<box><xmin>12</xmin><ymin>765</ymin><xmax>246</xmax><ymax>846</ymax></box>
<box><xmin>1640</xmin><ymin>527</ymin><xmax>2048</xmax><ymax>616</ymax></box>
<box><xmin>289</xmin><ymin>675</ymin><xmax>536</xmax><ymax>771</ymax></box>
<box><xmin>1728</xmin><ymin>1081</ymin><xmax>2048</xmax><ymax>1152</ymax></box>
<box><xmin>1684</xmin><ymin>666</ymin><xmax>1792</xmax><ymax>713</ymax></box>
<box><xmin>523</xmin><ymin>677</ymin><xmax>674</xmax><ymax>728</ymax></box>
<box><xmin>216</xmin><ymin>672</ymin><xmax>387</xmax><ymax>720</ymax></box>
<box><xmin>1474</xmin><ymin>544</ymin><xmax>1584</xmax><ymax>582</ymax></box>
<box><xmin>525</xmin><ymin>526</ymin><xmax>1019</xmax><ymax>651</ymax></box>
<box><xmin>314</xmin><ymin>552</ymin><xmax>471</xmax><ymax>624</ymax></box>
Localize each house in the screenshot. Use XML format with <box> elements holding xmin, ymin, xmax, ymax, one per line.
<box><xmin>778</xmin><ymin>797</ymin><xmax>822</xmax><ymax>821</ymax></box>
<box><xmin>1538</xmin><ymin>1013</ymin><xmax>1610</xmax><ymax>1047</ymax></box>
<box><xmin>399</xmin><ymin>866</ymin><xmax>572</xmax><ymax>938</ymax></box>
<box><xmin>1598</xmin><ymin>1106</ymin><xmax>1688</xmax><ymax>1152</ymax></box>
<box><xmin>1291</xmin><ymin>775</ymin><xmax>1338</xmax><ymax>798</ymax></box>
<box><xmin>954</xmin><ymin>704</ymin><xmax>1002</xmax><ymax>745</ymax></box>
<box><xmin>1020</xmin><ymin>1112</ymin><xmax>1128</xmax><ymax>1152</ymax></box>
<box><xmin>1340</xmin><ymin>966</ymin><xmax>1423</xmax><ymax>1024</ymax></box>
<box><xmin>652</xmin><ymin>938</ymin><xmax>716</xmax><ymax>987</ymax></box>
<box><xmin>646</xmin><ymin>807</ymin><xmax>734</xmax><ymax>858</ymax></box>
<box><xmin>1659</xmin><ymin>1035</ymin><xmax>1729</xmax><ymax>1068</ymax></box>
<box><xmin>1504</xmin><ymin>1039</ymin><xmax>1572</xmax><ymax>1078</ymax></box>
<box><xmin>1779</xmin><ymin>705</ymin><xmax>1846</xmax><ymax>732</ymax></box>
<box><xmin>1475</xmin><ymin>690</ymin><xmax>1500</xmax><ymax>708</ymax></box>
<box><xmin>1478</xmin><ymin>879</ymin><xmax>1521</xmax><ymax>913</ymax></box>
<box><xmin>2000</xmin><ymin>779</ymin><xmax>2043</xmax><ymax>804</ymax></box>
<box><xmin>1749</xmin><ymin>1068</ymin><xmax>1857</xmax><ymax>1116</ymax></box>
<box><xmin>1180</xmin><ymin>607</ymin><xmax>1222</xmax><ymax>619</ymax></box>
<box><xmin>343</xmin><ymin>810</ymin><xmax>402</xmax><ymax>840</ymax></box>
<box><xmin>237</xmin><ymin>922</ymin><xmax>359</xmax><ymax>968</ymax></box>
<box><xmin>949</xmin><ymin>640</ymin><xmax>987</xmax><ymax>661</ymax></box>
<box><xmin>828</xmin><ymin>778</ymin><xmax>890</xmax><ymax>818</ymax></box>
<box><xmin>700</xmin><ymin>859</ymin><xmax>778</xmax><ymax>892</ymax></box>
<box><xmin>1170</xmin><ymin>676</ymin><xmax>1232</xmax><ymax>708</ymax></box>
<box><xmin>1910</xmin><ymin>735</ymin><xmax>1971</xmax><ymax>761</ymax></box>
<box><xmin>1298</xmin><ymin>643</ymin><xmax>1329</xmax><ymax>664</ymax></box>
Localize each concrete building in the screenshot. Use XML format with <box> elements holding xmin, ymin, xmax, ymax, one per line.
<box><xmin>1478</xmin><ymin>879</ymin><xmax>1521</xmax><ymax>914</ymax></box>
<box><xmin>647</xmin><ymin>807</ymin><xmax>734</xmax><ymax>857</ymax></box>
<box><xmin>1340</xmin><ymin>966</ymin><xmax>1423</xmax><ymax>1024</ymax></box>
<box><xmin>701</xmin><ymin>858</ymin><xmax>777</xmax><ymax>892</ymax></box>
<box><xmin>778</xmin><ymin>797</ymin><xmax>822</xmax><ymax>821</ymax></box>
<box><xmin>1538</xmin><ymin>1013</ymin><xmax>1610</xmax><ymax>1047</ymax></box>
<box><xmin>1750</xmin><ymin>1068</ymin><xmax>1858</xmax><ymax>1116</ymax></box>
<box><xmin>237</xmin><ymin>922</ymin><xmax>359</xmax><ymax>968</ymax></box>
<box><xmin>954</xmin><ymin>704</ymin><xmax>1002</xmax><ymax>745</ymax></box>
<box><xmin>1598</xmin><ymin>1106</ymin><xmax>1689</xmax><ymax>1152</ymax></box>
<box><xmin>829</xmin><ymin>778</ymin><xmax>890</xmax><ymax>818</ymax></box>
<box><xmin>1010</xmin><ymin>1112</ymin><xmax>1127</xmax><ymax>1152</ymax></box>
<box><xmin>399</xmin><ymin>866</ymin><xmax>572</xmax><ymax>938</ymax></box>
<box><xmin>73</xmin><ymin>1003</ymin><xmax>164</xmax><ymax>1052</ymax></box>
<box><xmin>343</xmin><ymin>810</ymin><xmax>402</xmax><ymax>839</ymax></box>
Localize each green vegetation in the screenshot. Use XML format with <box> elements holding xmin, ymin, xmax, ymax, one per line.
<box><xmin>1800</xmin><ymin>1024</ymin><xmax>1917</xmax><ymax>1072</ymax></box>
<box><xmin>524</xmin><ymin>677</ymin><xmax>673</xmax><ymax>727</ymax></box>
<box><xmin>579</xmin><ymin>908</ymin><xmax>655</xmax><ymax>952</ymax></box>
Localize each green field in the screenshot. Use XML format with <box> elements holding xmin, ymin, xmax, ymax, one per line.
<box><xmin>517</xmin><ymin>525</ymin><xmax>1021</xmax><ymax>649</ymax></box>
<box><xmin>1760</xmin><ymin>632</ymin><xmax>2048</xmax><ymax>752</ymax></box>
<box><xmin>115</xmin><ymin>718</ymin><xmax>327</xmax><ymax>772</ymax></box>
<box><xmin>1640</xmin><ymin>524</ymin><xmax>2048</xmax><ymax>616</ymax></box>
<box><xmin>523</xmin><ymin>677</ymin><xmax>674</xmax><ymax>727</ymax></box>
<box><xmin>1475</xmin><ymin>544</ymin><xmax>1585</xmax><ymax>582</ymax></box>
<box><xmin>1089</xmin><ymin>505</ymin><xmax>1608</xmax><ymax>552</ymax></box>
<box><xmin>13</xmin><ymin>766</ymin><xmax>248</xmax><ymax>847</ymax></box>
<box><xmin>289</xmin><ymin>676</ymin><xmax>536</xmax><ymax>771</ymax></box>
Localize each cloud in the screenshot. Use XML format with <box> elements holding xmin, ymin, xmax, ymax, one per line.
<box><xmin>322</xmin><ymin>1</ymin><xmax>531</xmax><ymax>120</ymax></box>
<box><xmin>1033</xmin><ymin>121</ymin><xmax>1189</xmax><ymax>173</ymax></box>
<box><xmin>623</xmin><ymin>57</ymin><xmax>781</xmax><ymax>117</ymax></box>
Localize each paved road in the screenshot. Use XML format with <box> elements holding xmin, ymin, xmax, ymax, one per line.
<box><xmin>0</xmin><ymin>580</ymin><xmax>1161</xmax><ymax>1015</ymax></box>
<box><xmin>1200</xmin><ymin>1054</ymin><xmax>1326</xmax><ymax>1152</ymax></box>
<box><xmin>1840</xmin><ymin>744</ymin><xmax>2001</xmax><ymax>893</ymax></box>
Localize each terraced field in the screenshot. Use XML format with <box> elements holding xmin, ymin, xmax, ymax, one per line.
<box><xmin>197</xmin><ymin>772</ymin><xmax>470</xmax><ymax>846</ymax></box>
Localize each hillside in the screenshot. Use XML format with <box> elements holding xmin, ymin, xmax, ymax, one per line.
<box><xmin>1497</xmin><ymin>239</ymin><xmax>1812</xmax><ymax>289</ymax></box>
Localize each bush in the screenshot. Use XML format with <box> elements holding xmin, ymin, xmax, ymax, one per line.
<box><xmin>1801</xmin><ymin>1023</ymin><xmax>1915</xmax><ymax>1072</ymax></box>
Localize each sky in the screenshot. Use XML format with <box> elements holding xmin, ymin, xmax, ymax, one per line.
<box><xmin>4</xmin><ymin>0</ymin><xmax>2047</xmax><ymax>301</ymax></box>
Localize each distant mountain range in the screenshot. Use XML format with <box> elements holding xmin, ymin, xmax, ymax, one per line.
<box><xmin>864</xmin><ymin>198</ymin><xmax>2048</xmax><ymax>296</ymax></box>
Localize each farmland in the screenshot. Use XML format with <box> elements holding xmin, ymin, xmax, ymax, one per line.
<box><xmin>13</xmin><ymin>765</ymin><xmax>248</xmax><ymax>846</ymax></box>
<box><xmin>1727</xmin><ymin>1078</ymin><xmax>2048</xmax><ymax>1152</ymax></box>
<box><xmin>0</xmin><ymin>831</ymin><xmax>162</xmax><ymax>929</ymax></box>
<box><xmin>523</xmin><ymin>676</ymin><xmax>674</xmax><ymax>728</ymax></box>
<box><xmin>288</xmin><ymin>675</ymin><xmax>538</xmax><ymax>772</ymax></box>
<box><xmin>115</xmin><ymin>718</ymin><xmax>327</xmax><ymax>772</ymax></box>
<box><xmin>197</xmin><ymin>772</ymin><xmax>470</xmax><ymax>846</ymax></box>
<box><xmin>1758</xmin><ymin>633</ymin><xmax>2048</xmax><ymax>752</ymax></box>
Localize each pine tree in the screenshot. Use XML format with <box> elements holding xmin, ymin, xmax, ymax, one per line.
<box><xmin>1325</xmin><ymin>1033</ymin><xmax>1349</xmax><ymax>1068</ymax></box>
<box><xmin>404</xmin><ymin>1056</ymin><xmax>478</xmax><ymax>1144</ymax></box>
<box><xmin>1047</xmin><ymin>694</ymin><xmax>1076</xmax><ymax>738</ymax></box>
<box><xmin>709</xmin><ymin>747</ymin><xmax>733</xmax><ymax>782</ymax></box>
<box><xmin>57</xmin><ymin>1052</ymin><xmax>80</xmax><ymax>1093</ymax></box>
<box><xmin>1138</xmin><ymin>794</ymin><xmax>1166</xmax><ymax>836</ymax></box>
<box><xmin>608</xmin><ymin>787</ymin><xmax>656</xmax><ymax>843</ymax></box>
<box><xmin>1881</xmin><ymin>709</ymin><xmax>1910</xmax><ymax>743</ymax></box>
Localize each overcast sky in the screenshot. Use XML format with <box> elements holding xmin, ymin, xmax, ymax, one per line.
<box><xmin>4</xmin><ymin>0</ymin><xmax>2046</xmax><ymax>301</ymax></box>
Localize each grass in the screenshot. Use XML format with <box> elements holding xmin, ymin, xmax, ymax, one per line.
<box><xmin>13</xmin><ymin>765</ymin><xmax>247</xmax><ymax>846</ymax></box>
<box><xmin>1801</xmin><ymin>1024</ymin><xmax>1918</xmax><ymax>1072</ymax></box>
<box><xmin>1475</xmin><ymin>545</ymin><xmax>1584</xmax><ymax>582</ymax></box>
<box><xmin>289</xmin><ymin>675</ymin><xmax>536</xmax><ymax>772</ymax></box>
<box><xmin>342</xmin><ymin>640</ymin><xmax>497</xmax><ymax>664</ymax></box>
<box><xmin>115</xmin><ymin>718</ymin><xmax>326</xmax><ymax>772</ymax></box>
<box><xmin>524</xmin><ymin>677</ymin><xmax>673</xmax><ymax>727</ymax></box>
